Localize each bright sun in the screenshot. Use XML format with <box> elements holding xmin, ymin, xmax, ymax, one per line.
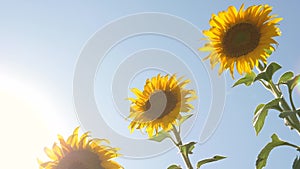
<box><xmin>0</xmin><ymin>74</ymin><xmax>54</xmax><ymax>168</ymax></box>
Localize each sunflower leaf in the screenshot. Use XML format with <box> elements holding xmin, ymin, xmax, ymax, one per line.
<box><xmin>278</xmin><ymin>71</ymin><xmax>294</xmax><ymax>84</ymax></box>
<box><xmin>286</xmin><ymin>75</ymin><xmax>300</xmax><ymax>93</ymax></box>
<box><xmin>167</xmin><ymin>164</ymin><xmax>182</xmax><ymax>169</ymax></box>
<box><xmin>178</xmin><ymin>114</ymin><xmax>193</xmax><ymax>126</ymax></box>
<box><xmin>265</xmin><ymin>62</ymin><xmax>282</xmax><ymax>81</ymax></box>
<box><xmin>264</xmin><ymin>98</ymin><xmax>282</xmax><ymax>111</ymax></box>
<box><xmin>253</xmin><ymin>104</ymin><xmax>267</xmax><ymax>135</ymax></box>
<box><xmin>149</xmin><ymin>130</ymin><xmax>171</xmax><ymax>142</ymax></box>
<box><xmin>180</xmin><ymin>142</ymin><xmax>197</xmax><ymax>157</ymax></box>
<box><xmin>253</xmin><ymin>99</ymin><xmax>282</xmax><ymax>135</ymax></box>
<box><xmin>232</xmin><ymin>71</ymin><xmax>256</xmax><ymax>87</ymax></box>
<box><xmin>293</xmin><ymin>156</ymin><xmax>300</xmax><ymax>169</ymax></box>
<box><xmin>196</xmin><ymin>155</ymin><xmax>226</xmax><ymax>169</ymax></box>
<box><xmin>256</xmin><ymin>134</ymin><xmax>299</xmax><ymax>169</ymax></box>
<box><xmin>254</xmin><ymin>72</ymin><xmax>268</xmax><ymax>82</ymax></box>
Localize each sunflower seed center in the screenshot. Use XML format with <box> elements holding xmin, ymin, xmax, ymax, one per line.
<box><xmin>222</xmin><ymin>22</ymin><xmax>260</xmax><ymax>57</ymax></box>
<box><xmin>56</xmin><ymin>150</ymin><xmax>103</xmax><ymax>169</ymax></box>
<box><xmin>144</xmin><ymin>90</ymin><xmax>178</xmax><ymax>121</ymax></box>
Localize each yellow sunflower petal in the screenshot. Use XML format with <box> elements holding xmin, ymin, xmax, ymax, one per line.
<box><xmin>44</xmin><ymin>147</ymin><xmax>58</xmax><ymax>160</ymax></box>
<box><xmin>52</xmin><ymin>143</ymin><xmax>63</xmax><ymax>160</ymax></box>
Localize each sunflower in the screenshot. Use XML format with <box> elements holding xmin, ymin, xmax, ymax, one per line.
<box><xmin>38</xmin><ymin>127</ymin><xmax>123</xmax><ymax>169</ymax></box>
<box><xmin>128</xmin><ymin>74</ymin><xmax>196</xmax><ymax>137</ymax></box>
<box><xmin>200</xmin><ymin>4</ymin><xmax>282</xmax><ymax>78</ymax></box>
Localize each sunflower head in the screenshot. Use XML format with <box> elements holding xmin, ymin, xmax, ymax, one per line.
<box><xmin>128</xmin><ymin>74</ymin><xmax>196</xmax><ymax>137</ymax></box>
<box><xmin>200</xmin><ymin>4</ymin><xmax>282</xmax><ymax>78</ymax></box>
<box><xmin>38</xmin><ymin>127</ymin><xmax>124</xmax><ymax>169</ymax></box>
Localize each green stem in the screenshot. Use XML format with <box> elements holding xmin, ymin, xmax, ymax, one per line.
<box><xmin>168</xmin><ymin>135</ymin><xmax>178</xmax><ymax>146</ymax></box>
<box><xmin>259</xmin><ymin>79</ymin><xmax>271</xmax><ymax>91</ymax></box>
<box><xmin>285</xmin><ymin>142</ymin><xmax>300</xmax><ymax>151</ymax></box>
<box><xmin>288</xmin><ymin>90</ymin><xmax>297</xmax><ymax>111</ymax></box>
<box><xmin>171</xmin><ymin>125</ymin><xmax>193</xmax><ymax>169</ymax></box>
<box><xmin>288</xmin><ymin>89</ymin><xmax>300</xmax><ymax>119</ymax></box>
<box><xmin>268</xmin><ymin>80</ymin><xmax>300</xmax><ymax>134</ymax></box>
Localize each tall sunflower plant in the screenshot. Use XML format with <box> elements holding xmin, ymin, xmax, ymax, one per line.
<box><xmin>128</xmin><ymin>74</ymin><xmax>226</xmax><ymax>169</ymax></box>
<box><xmin>200</xmin><ymin>3</ymin><xmax>300</xmax><ymax>169</ymax></box>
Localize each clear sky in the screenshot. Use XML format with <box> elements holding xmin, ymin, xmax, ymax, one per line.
<box><xmin>0</xmin><ymin>1</ymin><xmax>299</xmax><ymax>169</ymax></box>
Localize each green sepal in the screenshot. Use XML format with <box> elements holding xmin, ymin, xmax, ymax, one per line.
<box><xmin>178</xmin><ymin>114</ymin><xmax>193</xmax><ymax>126</ymax></box>
<box><xmin>149</xmin><ymin>130</ymin><xmax>171</xmax><ymax>142</ymax></box>
<box><xmin>196</xmin><ymin>155</ymin><xmax>226</xmax><ymax>169</ymax></box>
<box><xmin>264</xmin><ymin>49</ymin><xmax>273</xmax><ymax>56</ymax></box>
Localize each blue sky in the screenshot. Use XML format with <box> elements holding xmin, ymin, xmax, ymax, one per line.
<box><xmin>0</xmin><ymin>1</ymin><xmax>299</xmax><ymax>168</ymax></box>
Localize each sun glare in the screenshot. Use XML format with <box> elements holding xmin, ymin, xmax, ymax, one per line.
<box><xmin>0</xmin><ymin>73</ymin><xmax>57</xmax><ymax>168</ymax></box>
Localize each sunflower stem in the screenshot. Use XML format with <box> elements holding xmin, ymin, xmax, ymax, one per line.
<box><xmin>288</xmin><ymin>89</ymin><xmax>297</xmax><ymax>111</ymax></box>
<box><xmin>168</xmin><ymin>135</ymin><xmax>178</xmax><ymax>146</ymax></box>
<box><xmin>259</xmin><ymin>79</ymin><xmax>271</xmax><ymax>91</ymax></box>
<box><xmin>171</xmin><ymin>125</ymin><xmax>194</xmax><ymax>169</ymax></box>
<box><xmin>267</xmin><ymin>80</ymin><xmax>300</xmax><ymax>134</ymax></box>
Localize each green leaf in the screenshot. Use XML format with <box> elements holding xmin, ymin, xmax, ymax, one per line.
<box><xmin>167</xmin><ymin>165</ymin><xmax>182</xmax><ymax>169</ymax></box>
<box><xmin>254</xmin><ymin>62</ymin><xmax>282</xmax><ymax>82</ymax></box>
<box><xmin>287</xmin><ymin>75</ymin><xmax>300</xmax><ymax>92</ymax></box>
<box><xmin>293</xmin><ymin>156</ymin><xmax>300</xmax><ymax>169</ymax></box>
<box><xmin>256</xmin><ymin>134</ymin><xmax>299</xmax><ymax>169</ymax></box>
<box><xmin>265</xmin><ymin>62</ymin><xmax>282</xmax><ymax>81</ymax></box>
<box><xmin>253</xmin><ymin>99</ymin><xmax>282</xmax><ymax>135</ymax></box>
<box><xmin>149</xmin><ymin>130</ymin><xmax>170</xmax><ymax>142</ymax></box>
<box><xmin>254</xmin><ymin>72</ymin><xmax>268</xmax><ymax>82</ymax></box>
<box><xmin>178</xmin><ymin>114</ymin><xmax>193</xmax><ymax>126</ymax></box>
<box><xmin>264</xmin><ymin>98</ymin><xmax>282</xmax><ymax>110</ymax></box>
<box><xmin>180</xmin><ymin>142</ymin><xmax>197</xmax><ymax>157</ymax></box>
<box><xmin>253</xmin><ymin>104</ymin><xmax>267</xmax><ymax>135</ymax></box>
<box><xmin>196</xmin><ymin>155</ymin><xmax>226</xmax><ymax>169</ymax></box>
<box><xmin>278</xmin><ymin>71</ymin><xmax>294</xmax><ymax>84</ymax></box>
<box><xmin>232</xmin><ymin>71</ymin><xmax>256</xmax><ymax>87</ymax></box>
